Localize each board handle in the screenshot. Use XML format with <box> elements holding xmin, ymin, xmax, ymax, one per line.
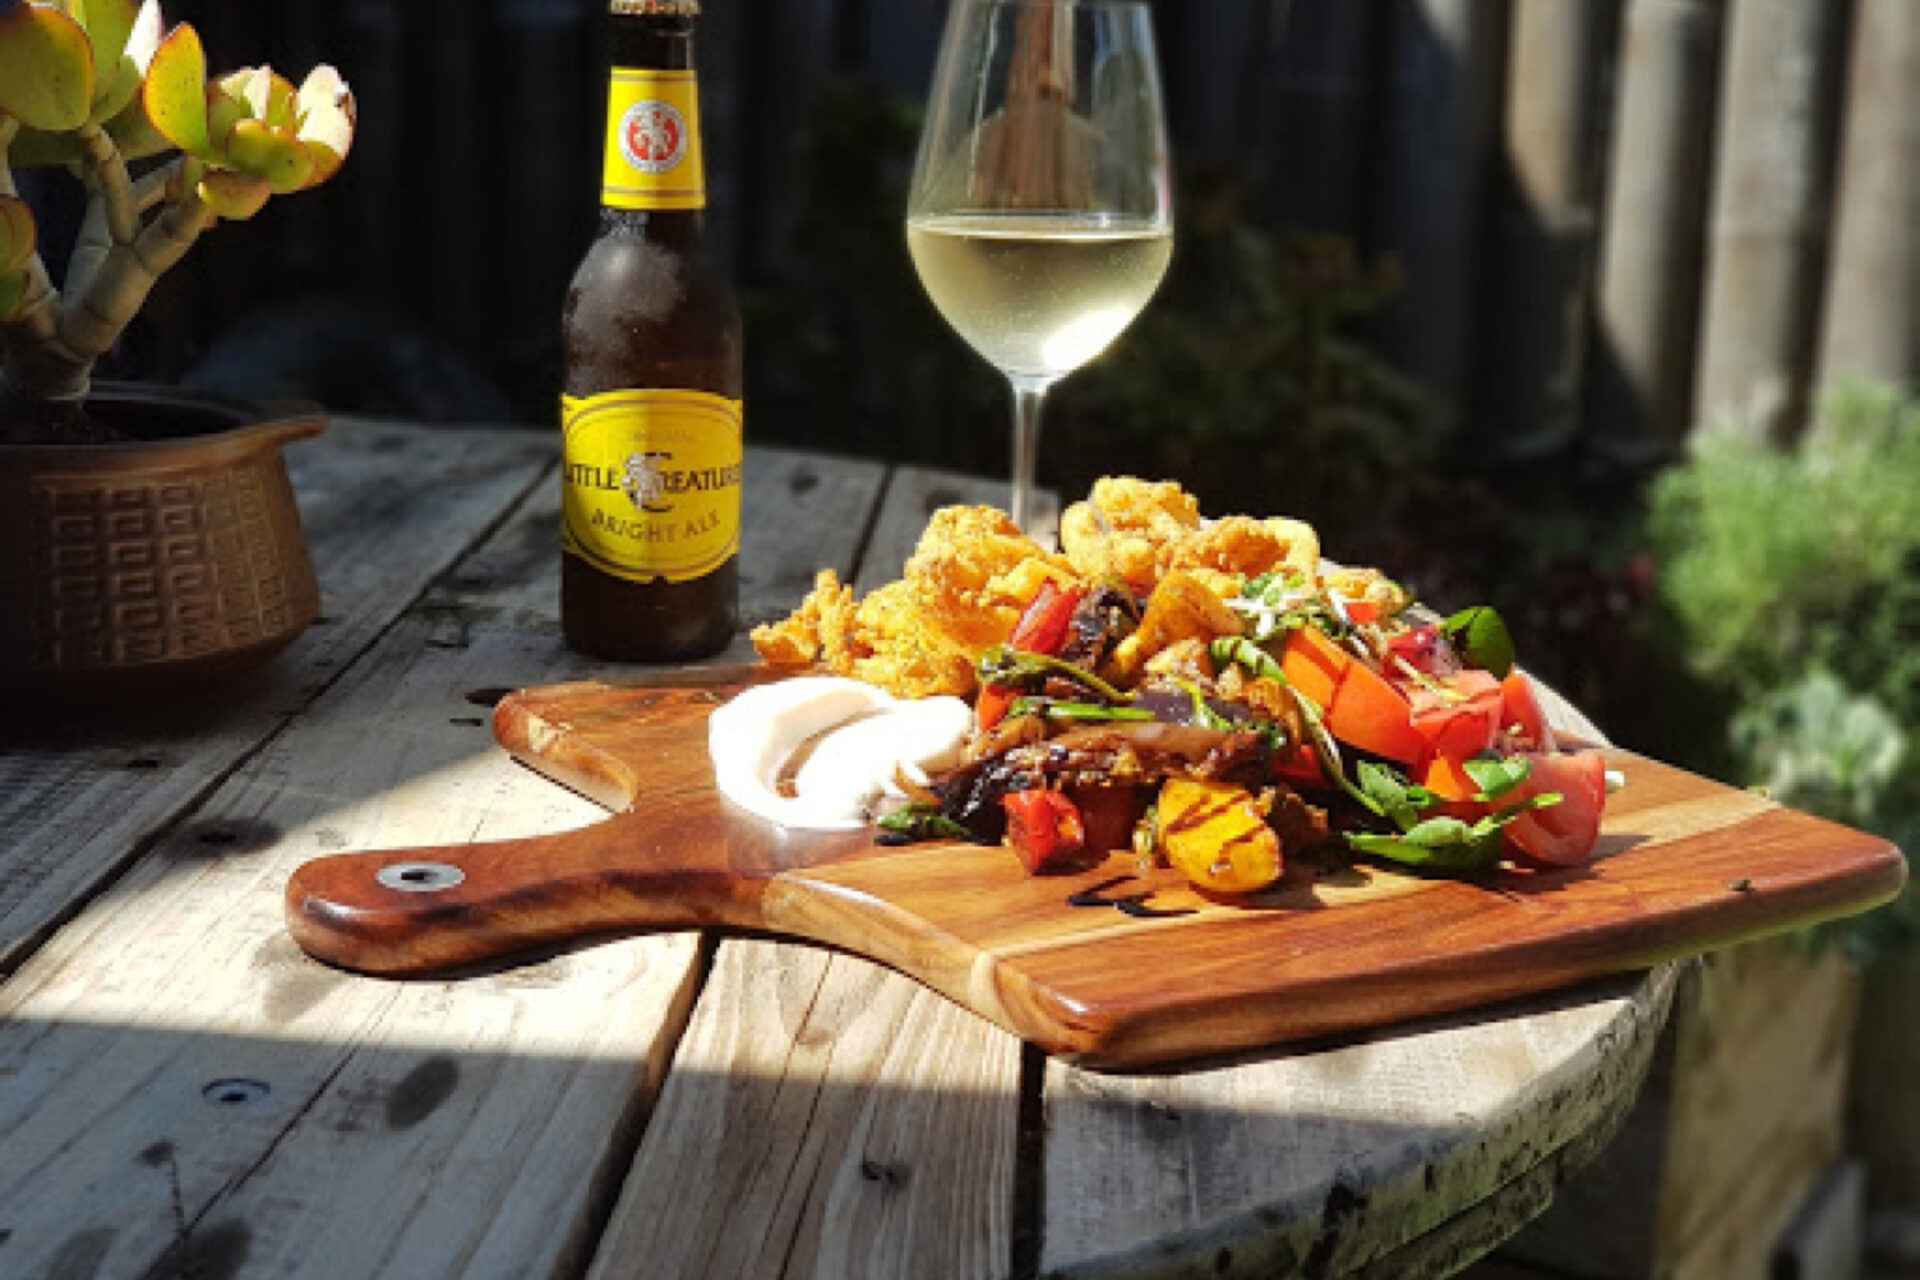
<box><xmin>284</xmin><ymin>804</ymin><xmax>762</xmax><ymax>976</ymax></box>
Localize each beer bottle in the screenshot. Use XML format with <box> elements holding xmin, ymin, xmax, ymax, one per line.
<box><xmin>560</xmin><ymin>0</ymin><xmax>742</xmax><ymax>661</ymax></box>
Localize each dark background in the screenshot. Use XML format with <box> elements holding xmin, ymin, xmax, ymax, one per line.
<box><xmin>28</xmin><ymin>0</ymin><xmax>1915</xmax><ymax>775</ymax></box>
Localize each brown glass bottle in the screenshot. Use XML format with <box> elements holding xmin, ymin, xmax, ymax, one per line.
<box><xmin>560</xmin><ymin>0</ymin><xmax>741</xmax><ymax>661</ymax></box>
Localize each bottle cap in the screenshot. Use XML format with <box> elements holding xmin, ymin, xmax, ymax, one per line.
<box><xmin>610</xmin><ymin>0</ymin><xmax>699</xmax><ymax>14</ymax></box>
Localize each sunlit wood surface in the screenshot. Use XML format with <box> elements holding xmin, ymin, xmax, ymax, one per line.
<box><xmin>0</xmin><ymin>416</ymin><xmax>1702</xmax><ymax>1280</ymax></box>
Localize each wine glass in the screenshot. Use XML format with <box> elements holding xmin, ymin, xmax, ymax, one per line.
<box><xmin>907</xmin><ymin>0</ymin><xmax>1173</xmax><ymax>532</ymax></box>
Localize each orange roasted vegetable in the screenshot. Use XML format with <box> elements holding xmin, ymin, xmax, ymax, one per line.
<box><xmin>1279</xmin><ymin>626</ymin><xmax>1429</xmax><ymax>765</ymax></box>
<box><xmin>1157</xmin><ymin>778</ymin><xmax>1283</xmax><ymax>894</ymax></box>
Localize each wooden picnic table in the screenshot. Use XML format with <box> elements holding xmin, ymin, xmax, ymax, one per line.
<box><xmin>0</xmin><ymin>415</ymin><xmax>1676</xmax><ymax>1280</ymax></box>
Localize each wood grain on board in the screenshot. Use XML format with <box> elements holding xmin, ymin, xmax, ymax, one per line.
<box><xmin>286</xmin><ymin>676</ymin><xmax>1904</xmax><ymax>1070</ymax></box>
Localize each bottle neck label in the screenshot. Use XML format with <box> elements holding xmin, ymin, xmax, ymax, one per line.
<box><xmin>561</xmin><ymin>388</ymin><xmax>741</xmax><ymax>583</ymax></box>
<box><xmin>600</xmin><ymin>67</ymin><xmax>705</xmax><ymax>210</ymax></box>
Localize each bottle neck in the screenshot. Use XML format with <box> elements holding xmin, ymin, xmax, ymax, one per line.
<box><xmin>596</xmin><ymin>13</ymin><xmax>708</xmax><ymax>220</ymax></box>
<box><xmin>606</xmin><ymin>13</ymin><xmax>695</xmax><ymax>73</ymax></box>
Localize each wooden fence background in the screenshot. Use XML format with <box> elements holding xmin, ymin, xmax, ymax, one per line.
<box><xmin>142</xmin><ymin>0</ymin><xmax>1918</xmax><ymax>468</ymax></box>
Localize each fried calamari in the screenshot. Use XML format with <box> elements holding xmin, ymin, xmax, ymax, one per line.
<box><xmin>751</xmin><ymin>481</ymin><xmax>1324</xmax><ymax>701</ymax></box>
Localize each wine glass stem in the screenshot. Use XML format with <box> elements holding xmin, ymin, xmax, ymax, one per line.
<box><xmin>1009</xmin><ymin>375</ymin><xmax>1051</xmax><ymax>533</ymax></box>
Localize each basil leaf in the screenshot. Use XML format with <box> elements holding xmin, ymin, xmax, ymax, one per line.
<box><xmin>1464</xmin><ymin>754</ymin><xmax>1532</xmax><ymax>801</ymax></box>
<box><xmin>1347</xmin><ymin>822</ymin><xmax>1504</xmax><ymax>874</ymax></box>
<box><xmin>976</xmin><ymin>646</ymin><xmax>1130</xmax><ymax>704</ymax></box>
<box><xmin>1353</xmin><ymin>760</ymin><xmax>1451</xmax><ymax>832</ymax></box>
<box><xmin>876</xmin><ymin>804</ymin><xmax>969</xmax><ymax>843</ymax></box>
<box><xmin>1443</xmin><ymin>606</ymin><xmax>1517</xmax><ymax>678</ymax></box>
<box><xmin>1493</xmin><ymin>790</ymin><xmax>1563</xmax><ymax>820</ymax></box>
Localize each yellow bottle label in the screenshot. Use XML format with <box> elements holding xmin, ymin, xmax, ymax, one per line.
<box><xmin>600</xmin><ymin>68</ymin><xmax>705</xmax><ymax>210</ymax></box>
<box><xmin>561</xmin><ymin>389</ymin><xmax>742</xmax><ymax>583</ymax></box>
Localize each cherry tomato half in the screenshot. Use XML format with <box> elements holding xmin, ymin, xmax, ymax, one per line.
<box><xmin>1502</xmin><ymin>750</ymin><xmax>1607</xmax><ymax>866</ymax></box>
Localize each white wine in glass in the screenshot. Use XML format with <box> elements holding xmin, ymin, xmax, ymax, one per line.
<box><xmin>907</xmin><ymin>0</ymin><xmax>1172</xmax><ymax>531</ymax></box>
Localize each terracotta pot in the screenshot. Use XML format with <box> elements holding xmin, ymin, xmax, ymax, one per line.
<box><xmin>0</xmin><ymin>384</ymin><xmax>325</xmax><ymax>700</ymax></box>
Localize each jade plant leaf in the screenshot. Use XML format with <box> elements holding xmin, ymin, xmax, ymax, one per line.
<box><xmin>195</xmin><ymin>168</ymin><xmax>270</xmax><ymax>220</ymax></box>
<box><xmin>0</xmin><ymin>195</ymin><xmax>37</xmax><ymax>271</ymax></box>
<box><xmin>222</xmin><ymin>116</ymin><xmax>313</xmax><ymax>192</ymax></box>
<box><xmin>140</xmin><ymin>18</ymin><xmax>208</xmax><ymax>156</ymax></box>
<box><xmin>235</xmin><ymin>66</ymin><xmax>296</xmax><ymax>129</ymax></box>
<box><xmin>0</xmin><ymin>268</ymin><xmax>29</xmax><ymax>321</ymax></box>
<box><xmin>90</xmin><ymin>0</ymin><xmax>162</xmax><ymax>120</ymax></box>
<box><xmin>71</xmin><ymin>0</ymin><xmax>138</xmax><ymax>111</ymax></box>
<box><xmin>4</xmin><ymin>124</ymin><xmax>85</xmax><ymax>167</ymax></box>
<box><xmin>101</xmin><ymin>88</ymin><xmax>168</xmax><ymax>159</ymax></box>
<box><xmin>0</xmin><ymin>2</ymin><xmax>95</xmax><ymax>131</ymax></box>
<box><xmin>295</xmin><ymin>64</ymin><xmax>354</xmax><ymax>185</ymax></box>
<box><xmin>204</xmin><ymin>69</ymin><xmax>249</xmax><ymax>149</ymax></box>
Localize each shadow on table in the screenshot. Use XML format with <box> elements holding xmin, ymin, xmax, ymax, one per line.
<box><xmin>0</xmin><ymin>955</ymin><xmax>1669</xmax><ymax>1280</ymax></box>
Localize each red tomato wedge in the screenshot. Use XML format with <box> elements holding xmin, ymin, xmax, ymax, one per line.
<box><xmin>1003</xmin><ymin>789</ymin><xmax>1087</xmax><ymax>874</ymax></box>
<box><xmin>1280</xmin><ymin>626</ymin><xmax>1428</xmax><ymax>764</ymax></box>
<box><xmin>979</xmin><ymin>580</ymin><xmax>1084</xmax><ymax>730</ymax></box>
<box><xmin>1502</xmin><ymin>750</ymin><xmax>1607</xmax><ymax>866</ymax></box>
<box><xmin>1274</xmin><ymin>743</ymin><xmax>1327</xmax><ymax>790</ymax></box>
<box><xmin>975</xmin><ymin>684</ymin><xmax>1016</xmax><ymax>731</ymax></box>
<box><xmin>1499</xmin><ymin>670</ymin><xmax>1558</xmax><ymax>753</ymax></box>
<box><xmin>1008</xmin><ymin>579</ymin><xmax>1081</xmax><ymax>654</ymax></box>
<box><xmin>1404</xmin><ymin>669</ymin><xmax>1504</xmax><ymax>760</ymax></box>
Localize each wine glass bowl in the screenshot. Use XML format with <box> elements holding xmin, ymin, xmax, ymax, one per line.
<box><xmin>907</xmin><ymin>0</ymin><xmax>1172</xmax><ymax>531</ymax></box>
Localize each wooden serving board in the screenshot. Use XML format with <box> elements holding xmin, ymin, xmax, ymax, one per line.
<box><xmin>285</xmin><ymin>677</ymin><xmax>1905</xmax><ymax>1069</ymax></box>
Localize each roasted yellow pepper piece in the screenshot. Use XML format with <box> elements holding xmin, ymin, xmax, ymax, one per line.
<box><xmin>1157</xmin><ymin>778</ymin><xmax>1283</xmax><ymax>894</ymax></box>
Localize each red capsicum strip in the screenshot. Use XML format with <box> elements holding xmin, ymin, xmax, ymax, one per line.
<box><xmin>979</xmin><ymin>579</ymin><xmax>1084</xmax><ymax>730</ymax></box>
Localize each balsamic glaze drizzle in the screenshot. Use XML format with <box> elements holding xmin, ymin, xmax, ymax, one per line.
<box><xmin>1066</xmin><ymin>875</ymin><xmax>1195</xmax><ymax>919</ymax></box>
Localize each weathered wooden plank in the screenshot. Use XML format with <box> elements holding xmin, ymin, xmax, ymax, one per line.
<box><xmin>1368</xmin><ymin>0</ymin><xmax>1509</xmax><ymax>439</ymax></box>
<box><xmin>583</xmin><ymin>464</ymin><xmax>1031</xmax><ymax>1280</ymax></box>
<box><xmin>739</xmin><ymin>447</ymin><xmax>888</xmax><ymax>626</ymax></box>
<box><xmin>584</xmin><ymin>941</ymin><xmax>1022</xmax><ymax>1280</ymax></box>
<box><xmin>1852</xmin><ymin>937</ymin><xmax>1920</xmax><ymax>1222</ymax></box>
<box><xmin>856</xmin><ymin>464</ymin><xmax>1063</xmax><ymax>590</ymax></box>
<box><xmin>1354</xmin><ymin>1067</ymin><xmax>1654</xmax><ymax>1280</ymax></box>
<box><xmin>1038</xmin><ymin>971</ymin><xmax>1675</xmax><ymax>1279</ymax></box>
<box><xmin>1035</xmin><ymin>695</ymin><xmax>1667</xmax><ymax>1278</ymax></box>
<box><xmin>1813</xmin><ymin>0</ymin><xmax>1920</xmax><ymax>397</ymax></box>
<box><xmin>1493</xmin><ymin>936</ymin><xmax>1863</xmax><ymax>1280</ymax></box>
<box><xmin>0</xmin><ymin>418</ymin><xmax>550</xmax><ymax>973</ymax></box>
<box><xmin>1478</xmin><ymin>0</ymin><xmax>1619</xmax><ymax>459</ymax></box>
<box><xmin>1585</xmin><ymin>0</ymin><xmax>1725</xmax><ymax>462</ymax></box>
<box><xmin>0</xmin><ymin>438</ymin><xmax>892</xmax><ymax>1280</ymax></box>
<box><xmin>1691</xmin><ymin>0</ymin><xmax>1850</xmax><ymax>448</ymax></box>
<box><xmin>1655</xmin><ymin>939</ymin><xmax>1861</xmax><ymax>1280</ymax></box>
<box><xmin>0</xmin><ymin>600</ymin><xmax>696</xmax><ymax>1280</ymax></box>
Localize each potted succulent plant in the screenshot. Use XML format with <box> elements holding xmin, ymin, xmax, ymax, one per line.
<box><xmin>0</xmin><ymin>0</ymin><xmax>355</xmax><ymax>698</ymax></box>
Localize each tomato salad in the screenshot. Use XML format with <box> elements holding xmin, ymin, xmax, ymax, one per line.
<box><xmin>876</xmin><ymin>567</ymin><xmax>1611</xmax><ymax>892</ymax></box>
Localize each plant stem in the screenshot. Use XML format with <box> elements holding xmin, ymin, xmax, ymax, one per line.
<box><xmin>64</xmin><ymin>125</ymin><xmax>138</xmax><ymax>303</ymax></box>
<box><xmin>57</xmin><ymin>193</ymin><xmax>215</xmax><ymax>370</ymax></box>
<box><xmin>0</xmin><ymin>116</ymin><xmax>76</xmax><ymax>409</ymax></box>
<box><xmin>80</xmin><ymin>125</ymin><xmax>137</xmax><ymax>245</ymax></box>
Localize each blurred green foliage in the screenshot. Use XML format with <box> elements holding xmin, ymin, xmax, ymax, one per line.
<box><xmin>1642</xmin><ymin>384</ymin><xmax>1920</xmax><ymax>951</ymax></box>
<box><xmin>745</xmin><ymin>80</ymin><xmax>1431</xmax><ymax>546</ymax></box>
<box><xmin>743</xmin><ymin>79</ymin><xmax>999</xmax><ymax>467</ymax></box>
<box><xmin>749</xmin><ymin>84</ymin><xmax>1913</xmax><ymax>960</ymax></box>
<box><xmin>1047</xmin><ymin>170</ymin><xmax>1431</xmax><ymax>545</ymax></box>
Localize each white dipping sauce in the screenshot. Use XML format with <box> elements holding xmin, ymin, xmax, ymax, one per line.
<box><xmin>708</xmin><ymin>677</ymin><xmax>973</xmax><ymax>830</ymax></box>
